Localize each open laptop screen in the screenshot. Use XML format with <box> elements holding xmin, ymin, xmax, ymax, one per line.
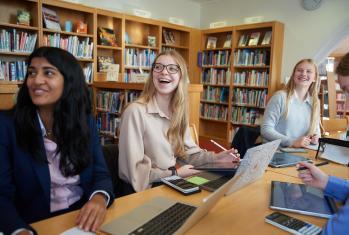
<box><xmin>270</xmin><ymin>181</ymin><xmax>338</xmax><ymax>218</ymax></box>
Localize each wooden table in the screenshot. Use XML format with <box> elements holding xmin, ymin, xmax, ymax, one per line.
<box><xmin>268</xmin><ymin>149</ymin><xmax>349</xmax><ymax>180</ymax></box>
<box><xmin>31</xmin><ymin>171</ymin><xmax>328</xmax><ymax>235</ymax></box>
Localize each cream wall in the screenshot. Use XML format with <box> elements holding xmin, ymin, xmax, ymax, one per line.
<box><xmin>200</xmin><ymin>0</ymin><xmax>349</xmax><ymax>83</ymax></box>
<box><xmin>65</xmin><ymin>0</ymin><xmax>201</xmax><ymax>28</ymax></box>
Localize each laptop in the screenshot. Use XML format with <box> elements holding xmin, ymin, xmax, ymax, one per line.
<box><xmin>269</xmin><ymin>152</ymin><xmax>312</xmax><ymax>168</ymax></box>
<box><xmin>101</xmin><ymin>167</ymin><xmax>239</xmax><ymax>235</ymax></box>
<box><xmin>100</xmin><ymin>140</ymin><xmax>281</xmax><ymax>235</ymax></box>
<box><xmin>189</xmin><ymin>139</ymin><xmax>281</xmax><ymax>192</ymax></box>
<box><xmin>270</xmin><ymin>181</ymin><xmax>338</xmax><ymax>218</ymax></box>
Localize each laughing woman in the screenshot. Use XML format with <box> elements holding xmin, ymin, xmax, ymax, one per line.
<box><xmin>118</xmin><ymin>50</ymin><xmax>239</xmax><ymax>192</ymax></box>
<box><xmin>261</xmin><ymin>59</ymin><xmax>321</xmax><ymax>147</ymax></box>
<box><xmin>0</xmin><ymin>47</ymin><xmax>114</xmax><ymax>235</ymax></box>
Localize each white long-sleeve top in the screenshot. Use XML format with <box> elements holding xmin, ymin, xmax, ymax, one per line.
<box><xmin>261</xmin><ymin>90</ymin><xmax>320</xmax><ymax>147</ymax></box>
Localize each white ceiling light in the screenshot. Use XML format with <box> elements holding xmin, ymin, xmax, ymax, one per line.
<box><xmin>302</xmin><ymin>0</ymin><xmax>322</xmax><ymax>11</ymax></box>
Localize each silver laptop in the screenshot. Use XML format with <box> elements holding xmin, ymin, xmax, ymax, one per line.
<box><xmin>101</xmin><ymin>139</ymin><xmax>281</xmax><ymax>235</ymax></box>
<box><xmin>190</xmin><ymin>139</ymin><xmax>281</xmax><ymax>193</ymax></box>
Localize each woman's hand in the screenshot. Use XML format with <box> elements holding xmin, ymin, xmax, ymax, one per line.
<box><xmin>215</xmin><ymin>148</ymin><xmax>240</xmax><ymax>163</ymax></box>
<box><xmin>76</xmin><ymin>193</ymin><xmax>107</xmax><ymax>232</ymax></box>
<box><xmin>292</xmin><ymin>136</ymin><xmax>311</xmax><ymax>148</ymax></box>
<box><xmin>177</xmin><ymin>165</ymin><xmax>201</xmax><ymax>178</ymax></box>
<box><xmin>310</xmin><ymin>134</ymin><xmax>320</xmax><ymax>145</ymax></box>
<box><xmin>297</xmin><ymin>162</ymin><xmax>329</xmax><ymax>190</ymax></box>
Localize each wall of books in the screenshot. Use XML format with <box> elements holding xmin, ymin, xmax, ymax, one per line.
<box><xmin>199</xmin><ymin>22</ymin><xmax>284</xmax><ymax>146</ymax></box>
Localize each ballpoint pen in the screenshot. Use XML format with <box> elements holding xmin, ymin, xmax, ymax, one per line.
<box><xmin>210</xmin><ymin>139</ymin><xmax>241</xmax><ymax>161</ymax></box>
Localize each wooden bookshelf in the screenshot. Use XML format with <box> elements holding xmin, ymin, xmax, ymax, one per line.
<box><xmin>199</xmin><ymin>22</ymin><xmax>284</xmax><ymax>146</ymax></box>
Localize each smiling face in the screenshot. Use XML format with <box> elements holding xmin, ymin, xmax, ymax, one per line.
<box><xmin>152</xmin><ymin>55</ymin><xmax>181</xmax><ymax>99</ymax></box>
<box><xmin>292</xmin><ymin>61</ymin><xmax>316</xmax><ymax>89</ymax></box>
<box><xmin>26</xmin><ymin>57</ymin><xmax>64</xmax><ymax>111</ymax></box>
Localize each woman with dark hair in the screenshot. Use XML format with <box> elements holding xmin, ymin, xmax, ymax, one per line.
<box><xmin>0</xmin><ymin>47</ymin><xmax>114</xmax><ymax>235</ymax></box>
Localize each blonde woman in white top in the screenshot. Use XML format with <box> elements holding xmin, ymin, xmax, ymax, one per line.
<box><xmin>261</xmin><ymin>59</ymin><xmax>321</xmax><ymax>147</ymax></box>
<box><xmin>118</xmin><ymin>50</ymin><xmax>239</xmax><ymax>192</ymax></box>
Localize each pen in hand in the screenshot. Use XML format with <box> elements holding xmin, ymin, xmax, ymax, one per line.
<box><xmin>297</xmin><ymin>161</ymin><xmax>329</xmax><ymax>171</ymax></box>
<box><xmin>210</xmin><ymin>139</ymin><xmax>241</xmax><ymax>162</ymax></box>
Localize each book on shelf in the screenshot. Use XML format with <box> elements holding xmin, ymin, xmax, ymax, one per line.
<box><xmin>97</xmin><ymin>56</ymin><xmax>115</xmax><ymax>72</ymax></box>
<box><xmin>206</xmin><ymin>36</ymin><xmax>217</xmax><ymax>49</ymax></box>
<box><xmin>148</xmin><ymin>36</ymin><xmax>156</xmax><ymax>47</ymax></box>
<box><xmin>125</xmin><ymin>32</ymin><xmax>132</xmax><ymax>44</ymax></box>
<box><xmin>163</xmin><ymin>30</ymin><xmax>175</xmax><ymax>45</ymax></box>
<box><xmin>17</xmin><ymin>9</ymin><xmax>30</xmax><ymax>26</ymax></box>
<box><xmin>238</xmin><ymin>34</ymin><xmax>248</xmax><ymax>47</ymax></box>
<box><xmin>42</xmin><ymin>7</ymin><xmax>61</xmax><ymax>31</ymax></box>
<box><xmin>106</xmin><ymin>64</ymin><xmax>119</xmax><ymax>82</ymax></box>
<box><xmin>261</xmin><ymin>31</ymin><xmax>272</xmax><ymax>45</ymax></box>
<box><xmin>98</xmin><ymin>27</ymin><xmax>117</xmax><ymax>47</ymax></box>
<box><xmin>223</xmin><ymin>34</ymin><xmax>232</xmax><ymax>48</ymax></box>
<box><xmin>248</xmin><ymin>32</ymin><xmax>261</xmax><ymax>46</ymax></box>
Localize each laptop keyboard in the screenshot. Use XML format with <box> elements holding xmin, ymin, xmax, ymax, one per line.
<box><xmin>128</xmin><ymin>202</ymin><xmax>196</xmax><ymax>235</ymax></box>
<box><xmin>202</xmin><ymin>175</ymin><xmax>233</xmax><ymax>190</ymax></box>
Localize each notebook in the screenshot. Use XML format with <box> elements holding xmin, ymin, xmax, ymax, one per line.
<box><xmin>101</xmin><ymin>163</ymin><xmax>239</xmax><ymax>235</ymax></box>
<box><xmin>190</xmin><ymin>139</ymin><xmax>281</xmax><ymax>193</ymax></box>
<box><xmin>269</xmin><ymin>181</ymin><xmax>338</xmax><ymax>218</ymax></box>
<box><xmin>269</xmin><ymin>152</ymin><xmax>312</xmax><ymax>168</ymax></box>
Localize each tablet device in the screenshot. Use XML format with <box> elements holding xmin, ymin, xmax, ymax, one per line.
<box><xmin>269</xmin><ymin>181</ymin><xmax>338</xmax><ymax>218</ymax></box>
<box><xmin>193</xmin><ymin>162</ymin><xmax>239</xmax><ymax>172</ymax></box>
<box><xmin>269</xmin><ymin>153</ymin><xmax>311</xmax><ymax>168</ymax></box>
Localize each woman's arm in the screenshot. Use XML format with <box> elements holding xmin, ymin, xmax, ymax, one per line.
<box><xmin>0</xmin><ymin>114</ymin><xmax>35</xmax><ymax>235</ymax></box>
<box><xmin>118</xmin><ymin>104</ymin><xmax>172</xmax><ymax>192</ymax></box>
<box><xmin>261</xmin><ymin>92</ymin><xmax>294</xmax><ymax>147</ymax></box>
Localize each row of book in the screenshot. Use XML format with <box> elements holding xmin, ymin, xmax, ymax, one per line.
<box><xmin>0</xmin><ymin>60</ymin><xmax>27</xmax><ymax>81</ymax></box>
<box><xmin>96</xmin><ymin>113</ymin><xmax>120</xmax><ymax>138</ymax></box>
<box><xmin>200</xmin><ymin>51</ymin><xmax>231</xmax><ymax>67</ymax></box>
<box><xmin>336</xmin><ymin>104</ymin><xmax>347</xmax><ymax>112</ymax></box>
<box><xmin>0</xmin><ymin>29</ymin><xmax>37</xmax><ymax>53</ymax></box>
<box><xmin>232</xmin><ymin>88</ymin><xmax>267</xmax><ymax>107</ymax></box>
<box><xmin>234</xmin><ymin>49</ymin><xmax>270</xmax><ymax>66</ymax></box>
<box><xmin>237</xmin><ymin>31</ymin><xmax>272</xmax><ymax>47</ymax></box>
<box><xmin>42</xmin><ymin>33</ymin><xmax>93</xmax><ymax>59</ymax></box>
<box><xmin>231</xmin><ymin>107</ymin><xmax>263</xmax><ymax>125</ymax></box>
<box><xmin>336</xmin><ymin>93</ymin><xmax>346</xmax><ymax>100</ymax></box>
<box><xmin>201</xmin><ymin>68</ymin><xmax>231</xmax><ymax>85</ymax></box>
<box><xmin>124</xmin><ymin>48</ymin><xmax>157</xmax><ymax>67</ymax></box>
<box><xmin>123</xmin><ymin>70</ymin><xmax>149</xmax><ymax>83</ymax></box>
<box><xmin>202</xmin><ymin>86</ymin><xmax>229</xmax><ymax>103</ymax></box>
<box><xmin>96</xmin><ymin>91</ymin><xmax>125</xmax><ymax>114</ymax></box>
<box><xmin>200</xmin><ymin>103</ymin><xmax>228</xmax><ymax>121</ymax></box>
<box><xmin>233</xmin><ymin>70</ymin><xmax>269</xmax><ymax>87</ymax></box>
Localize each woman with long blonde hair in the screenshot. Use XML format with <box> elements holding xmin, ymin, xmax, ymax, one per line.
<box><xmin>118</xmin><ymin>50</ymin><xmax>238</xmax><ymax>192</ymax></box>
<box><xmin>261</xmin><ymin>59</ymin><xmax>321</xmax><ymax>147</ymax></box>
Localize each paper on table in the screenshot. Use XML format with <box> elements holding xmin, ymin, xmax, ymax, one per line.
<box><xmin>60</xmin><ymin>227</ymin><xmax>96</xmax><ymax>235</ymax></box>
<box><xmin>187</xmin><ymin>176</ymin><xmax>210</xmax><ymax>185</ymax></box>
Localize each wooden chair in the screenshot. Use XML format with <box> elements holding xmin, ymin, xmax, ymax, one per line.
<box><xmin>189</xmin><ymin>123</ymin><xmax>199</xmax><ymax>145</ymax></box>
<box><xmin>0</xmin><ymin>85</ymin><xmax>18</xmax><ymax>110</ymax></box>
<box><xmin>321</xmin><ymin>118</ymin><xmax>348</xmax><ymax>133</ymax></box>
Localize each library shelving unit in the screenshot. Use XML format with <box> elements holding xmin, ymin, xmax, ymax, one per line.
<box><xmin>41</xmin><ymin>0</ymin><xmax>94</xmax><ymax>84</ymax></box>
<box><xmin>199</xmin><ymin>22</ymin><xmax>284</xmax><ymax>146</ymax></box>
<box><xmin>0</xmin><ymin>0</ymin><xmax>39</xmax><ymax>91</ymax></box>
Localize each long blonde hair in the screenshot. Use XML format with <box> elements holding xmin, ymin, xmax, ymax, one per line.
<box><xmin>138</xmin><ymin>50</ymin><xmax>189</xmax><ymax>157</ymax></box>
<box><xmin>284</xmin><ymin>59</ymin><xmax>320</xmax><ymax>135</ymax></box>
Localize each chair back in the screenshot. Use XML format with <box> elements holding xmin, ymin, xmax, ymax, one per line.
<box><xmin>231</xmin><ymin>126</ymin><xmax>260</xmax><ymax>157</ymax></box>
<box><xmin>102</xmin><ymin>144</ymin><xmax>135</xmax><ymax>197</ymax></box>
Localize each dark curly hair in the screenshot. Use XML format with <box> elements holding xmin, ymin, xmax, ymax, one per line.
<box><xmin>14</xmin><ymin>47</ymin><xmax>91</xmax><ymax>177</ymax></box>
<box><xmin>336</xmin><ymin>52</ymin><xmax>349</xmax><ymax>76</ymax></box>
